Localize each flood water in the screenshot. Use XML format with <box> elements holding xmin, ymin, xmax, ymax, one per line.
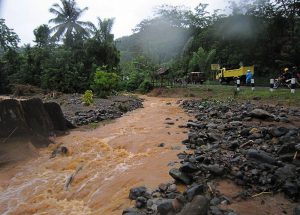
<box><xmin>0</xmin><ymin>96</ymin><xmax>296</xmax><ymax>215</ymax></box>
<box><xmin>0</xmin><ymin>96</ymin><xmax>190</xmax><ymax>214</ymax></box>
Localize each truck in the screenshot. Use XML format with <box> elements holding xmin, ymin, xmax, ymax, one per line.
<box><xmin>187</xmin><ymin>72</ymin><xmax>206</xmax><ymax>84</ymax></box>
<box><xmin>215</xmin><ymin>65</ymin><xmax>254</xmax><ymax>84</ymax></box>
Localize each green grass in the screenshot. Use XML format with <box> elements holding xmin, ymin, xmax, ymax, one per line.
<box><xmin>89</xmin><ymin>122</ymin><xmax>99</xmax><ymax>129</ymax></box>
<box><xmin>149</xmin><ymin>85</ymin><xmax>300</xmax><ymax>106</ymax></box>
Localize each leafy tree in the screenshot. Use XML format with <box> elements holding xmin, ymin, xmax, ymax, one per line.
<box><xmin>91</xmin><ymin>67</ymin><xmax>120</xmax><ymax>97</ymax></box>
<box><xmin>48</xmin><ymin>0</ymin><xmax>93</xmax><ymax>46</ymax></box>
<box><xmin>189</xmin><ymin>47</ymin><xmax>216</xmax><ymax>75</ymax></box>
<box><xmin>33</xmin><ymin>25</ymin><xmax>51</xmax><ymax>47</ymax></box>
<box><xmin>0</xmin><ymin>19</ymin><xmax>20</xmax><ymax>51</ymax></box>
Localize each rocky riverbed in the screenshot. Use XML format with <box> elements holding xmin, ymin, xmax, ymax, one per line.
<box><xmin>42</xmin><ymin>94</ymin><xmax>144</xmax><ymax>126</ymax></box>
<box><xmin>124</xmin><ymin>99</ymin><xmax>300</xmax><ymax>215</ymax></box>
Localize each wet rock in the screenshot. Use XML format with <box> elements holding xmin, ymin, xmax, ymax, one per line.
<box><xmin>206</xmin><ymin>164</ymin><xmax>225</xmax><ymax>176</ymax></box>
<box><xmin>180</xmin><ymin>162</ymin><xmax>198</xmax><ymax>173</ymax></box>
<box><xmin>50</xmin><ymin>146</ymin><xmax>68</xmax><ymax>158</ymax></box>
<box><xmin>186</xmin><ymin>184</ymin><xmax>205</xmax><ymax>202</ymax></box>
<box><xmin>157</xmin><ymin>199</ymin><xmax>174</xmax><ymax>215</ymax></box>
<box><xmin>158</xmin><ymin>143</ymin><xmax>165</xmax><ymax>147</ymax></box>
<box><xmin>129</xmin><ymin>186</ymin><xmax>147</xmax><ymax>200</ymax></box>
<box><xmin>177</xmin><ymin>195</ymin><xmax>209</xmax><ymax>215</ymax></box>
<box><xmin>169</xmin><ymin>168</ymin><xmax>192</xmax><ymax>185</ymax></box>
<box><xmin>135</xmin><ymin>196</ymin><xmax>147</xmax><ymax>208</ymax></box>
<box><xmin>250</xmin><ymin>109</ymin><xmax>274</xmax><ymax>119</ymax></box>
<box><xmin>246</xmin><ymin>149</ymin><xmax>277</xmax><ymax>165</ymax></box>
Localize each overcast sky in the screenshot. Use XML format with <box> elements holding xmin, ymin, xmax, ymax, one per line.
<box><xmin>0</xmin><ymin>0</ymin><xmax>228</xmax><ymax>45</ymax></box>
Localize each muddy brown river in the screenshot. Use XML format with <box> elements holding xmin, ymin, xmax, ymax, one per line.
<box><xmin>0</xmin><ymin>96</ymin><xmax>296</xmax><ymax>215</ymax></box>
<box><xmin>0</xmin><ymin>96</ymin><xmax>190</xmax><ymax>214</ymax></box>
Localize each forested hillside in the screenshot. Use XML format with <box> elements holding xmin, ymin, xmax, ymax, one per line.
<box><xmin>117</xmin><ymin>1</ymin><xmax>300</xmax><ymax>77</ymax></box>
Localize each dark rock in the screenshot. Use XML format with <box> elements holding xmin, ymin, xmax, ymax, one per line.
<box><xmin>187</xmin><ymin>122</ymin><xmax>203</xmax><ymax>128</ymax></box>
<box><xmin>0</xmin><ymin>99</ymin><xmax>31</xmax><ymax>138</ymax></box>
<box><xmin>246</xmin><ymin>149</ymin><xmax>277</xmax><ymax>165</ymax></box>
<box><xmin>274</xmin><ymin>165</ymin><xmax>297</xmax><ymax>183</ymax></box>
<box><xmin>210</xmin><ymin>206</ymin><xmax>223</xmax><ymax>215</ymax></box>
<box><xmin>180</xmin><ymin>162</ymin><xmax>198</xmax><ymax>173</ymax></box>
<box><xmin>177</xmin><ymin>195</ymin><xmax>209</xmax><ymax>215</ymax></box>
<box><xmin>207</xmin><ymin>132</ymin><xmax>222</xmax><ymax>142</ymax></box>
<box><xmin>210</xmin><ymin>197</ymin><xmax>221</xmax><ymax>206</ymax></box>
<box><xmin>277</xmin><ymin>143</ymin><xmax>297</xmax><ymax>154</ymax></box>
<box><xmin>206</xmin><ymin>164</ymin><xmax>225</xmax><ymax>176</ymax></box>
<box><xmin>186</xmin><ymin>184</ymin><xmax>205</xmax><ymax>202</ymax></box>
<box><xmin>157</xmin><ymin>199</ymin><xmax>174</xmax><ymax>215</ymax></box>
<box><xmin>129</xmin><ymin>186</ymin><xmax>147</xmax><ymax>200</ymax></box>
<box><xmin>135</xmin><ymin>196</ymin><xmax>147</xmax><ymax>208</ymax></box>
<box><xmin>282</xmin><ymin>181</ymin><xmax>299</xmax><ymax>198</ymax></box>
<box><xmin>269</xmin><ymin>127</ymin><xmax>289</xmax><ymax>137</ymax></box>
<box><xmin>158</xmin><ymin>143</ymin><xmax>165</xmax><ymax>147</ymax></box>
<box><xmin>250</xmin><ymin>109</ymin><xmax>274</xmax><ymax>119</ymax></box>
<box><xmin>169</xmin><ymin>168</ymin><xmax>192</xmax><ymax>185</ymax></box>
<box><xmin>240</xmin><ymin>128</ymin><xmax>251</xmax><ymax>137</ymax></box>
<box><xmin>50</xmin><ymin>146</ymin><xmax>68</xmax><ymax>158</ymax></box>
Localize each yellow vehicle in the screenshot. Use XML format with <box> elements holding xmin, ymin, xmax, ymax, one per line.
<box><xmin>216</xmin><ymin>65</ymin><xmax>254</xmax><ymax>84</ymax></box>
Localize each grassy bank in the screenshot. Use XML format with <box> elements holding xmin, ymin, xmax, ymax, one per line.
<box><xmin>149</xmin><ymin>85</ymin><xmax>300</xmax><ymax>106</ymax></box>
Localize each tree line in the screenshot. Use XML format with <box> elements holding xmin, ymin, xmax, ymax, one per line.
<box><xmin>0</xmin><ymin>0</ymin><xmax>119</xmax><ymax>95</ymax></box>
<box><xmin>0</xmin><ymin>0</ymin><xmax>299</xmax><ymax>95</ymax></box>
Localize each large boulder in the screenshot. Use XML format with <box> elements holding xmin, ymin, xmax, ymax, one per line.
<box><xmin>0</xmin><ymin>99</ymin><xmax>31</xmax><ymax>137</ymax></box>
<box><xmin>44</xmin><ymin>102</ymin><xmax>75</xmax><ymax>130</ymax></box>
<box><xmin>0</xmin><ymin>98</ymin><xmax>71</xmax><ymax>141</ymax></box>
<box><xmin>21</xmin><ymin>98</ymin><xmax>54</xmax><ymax>137</ymax></box>
<box><xmin>177</xmin><ymin>195</ymin><xmax>209</xmax><ymax>215</ymax></box>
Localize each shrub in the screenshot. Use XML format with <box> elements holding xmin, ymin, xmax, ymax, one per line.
<box><xmin>82</xmin><ymin>90</ymin><xmax>94</xmax><ymax>106</ymax></box>
<box><xmin>91</xmin><ymin>68</ymin><xmax>120</xmax><ymax>98</ymax></box>
<box><xmin>138</xmin><ymin>79</ymin><xmax>153</xmax><ymax>93</ymax></box>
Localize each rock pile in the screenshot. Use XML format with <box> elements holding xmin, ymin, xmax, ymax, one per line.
<box><xmin>57</xmin><ymin>95</ymin><xmax>144</xmax><ymax>126</ymax></box>
<box><xmin>124</xmin><ymin>99</ymin><xmax>300</xmax><ymax>215</ymax></box>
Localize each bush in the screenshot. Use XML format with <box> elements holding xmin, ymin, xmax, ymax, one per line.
<box><xmin>138</xmin><ymin>79</ymin><xmax>153</xmax><ymax>93</ymax></box>
<box><xmin>82</xmin><ymin>90</ymin><xmax>94</xmax><ymax>106</ymax></box>
<box><xmin>125</xmin><ymin>71</ymin><xmax>145</xmax><ymax>91</ymax></box>
<box><xmin>91</xmin><ymin>68</ymin><xmax>120</xmax><ymax>98</ymax></box>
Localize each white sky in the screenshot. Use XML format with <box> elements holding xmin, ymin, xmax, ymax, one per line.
<box><xmin>0</xmin><ymin>0</ymin><xmax>227</xmax><ymax>45</ymax></box>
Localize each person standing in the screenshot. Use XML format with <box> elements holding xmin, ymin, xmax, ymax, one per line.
<box><xmin>246</xmin><ymin>70</ymin><xmax>253</xmax><ymax>85</ymax></box>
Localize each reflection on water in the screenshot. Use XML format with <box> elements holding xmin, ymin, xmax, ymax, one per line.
<box><xmin>0</xmin><ymin>97</ymin><xmax>190</xmax><ymax>214</ymax></box>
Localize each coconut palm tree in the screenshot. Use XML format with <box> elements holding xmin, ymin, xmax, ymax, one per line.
<box><xmin>92</xmin><ymin>17</ymin><xmax>115</xmax><ymax>43</ymax></box>
<box><xmin>49</xmin><ymin>0</ymin><xmax>93</xmax><ymax>44</ymax></box>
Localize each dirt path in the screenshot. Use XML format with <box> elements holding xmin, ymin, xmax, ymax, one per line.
<box><xmin>0</xmin><ymin>96</ymin><xmax>190</xmax><ymax>214</ymax></box>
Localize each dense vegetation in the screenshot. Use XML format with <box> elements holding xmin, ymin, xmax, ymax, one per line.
<box><xmin>118</xmin><ymin>0</ymin><xmax>300</xmax><ymax>79</ymax></box>
<box><xmin>0</xmin><ymin>0</ymin><xmax>299</xmax><ymax>95</ymax></box>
